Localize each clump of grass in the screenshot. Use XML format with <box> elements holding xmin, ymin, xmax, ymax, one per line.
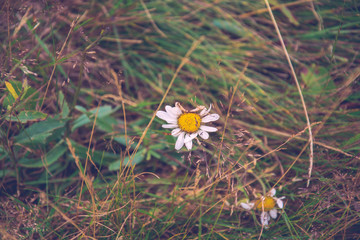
<box><xmin>1</xmin><ymin>0</ymin><xmax>360</xmax><ymax>239</ymax></box>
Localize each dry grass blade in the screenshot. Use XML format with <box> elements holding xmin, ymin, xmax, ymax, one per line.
<box><xmin>40</xmin><ymin>16</ymin><xmax>79</xmax><ymax>110</ymax></box>
<box><xmin>217</xmin><ymin>62</ymin><xmax>249</xmax><ymax>176</ymax></box>
<box><xmin>39</xmin><ymin>191</ymin><xmax>94</xmax><ymax>239</ymax></box>
<box><xmin>140</xmin><ymin>0</ymin><xmax>167</xmax><ymax>38</ymax></box>
<box><xmin>264</xmin><ymin>0</ymin><xmax>314</xmax><ymax>187</ymax></box>
<box><xmin>2</xmin><ymin>1</ymin><xmax>359</xmax><ymax>238</ymax></box>
<box><xmin>66</xmin><ymin>138</ymin><xmax>98</xmax><ymax>238</ymax></box>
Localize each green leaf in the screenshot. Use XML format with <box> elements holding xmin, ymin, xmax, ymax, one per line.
<box><xmin>0</xmin><ymin>169</ymin><xmax>15</xmax><ymax>178</ymax></box>
<box><xmin>2</xmin><ymin>80</ymin><xmax>40</xmax><ymax>111</ymax></box>
<box><xmin>0</xmin><ymin>146</ymin><xmax>8</xmax><ymax>160</ymax></box>
<box><xmin>14</xmin><ymin>118</ymin><xmax>66</xmax><ymax>144</ymax></box>
<box><xmin>96</xmin><ymin>116</ymin><xmax>117</xmax><ymax>133</ymax></box>
<box><xmin>342</xmin><ymin>133</ymin><xmax>360</xmax><ymax>147</ymax></box>
<box><xmin>301</xmin><ymin>64</ymin><xmax>336</xmax><ymax>95</ymax></box>
<box><xmin>108</xmin><ymin>149</ymin><xmax>146</xmax><ymax>171</ymax></box>
<box><xmin>5</xmin><ymin>111</ymin><xmax>48</xmax><ymax>123</ymax></box>
<box><xmin>113</xmin><ymin>137</ymin><xmax>137</xmax><ymax>149</ymax></box>
<box><xmin>58</xmin><ymin>91</ymin><xmax>69</xmax><ymax>118</ymax></box>
<box><xmin>269</xmin><ymin>0</ymin><xmax>299</xmax><ymax>26</ymax></box>
<box><xmin>71</xmin><ymin>105</ymin><xmax>120</xmax><ymax>132</ymax></box>
<box><xmin>68</xmin><ymin>140</ymin><xmax>118</xmax><ymax>165</ymax></box>
<box><xmin>213</xmin><ymin>19</ymin><xmax>249</xmax><ymax>37</ymax></box>
<box><xmin>18</xmin><ymin>141</ymin><xmax>67</xmax><ymax>168</ymax></box>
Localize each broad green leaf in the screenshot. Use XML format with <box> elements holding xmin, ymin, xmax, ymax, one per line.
<box><xmin>18</xmin><ymin>141</ymin><xmax>67</xmax><ymax>168</ymax></box>
<box><xmin>14</xmin><ymin>118</ymin><xmax>66</xmax><ymax>144</ymax></box>
<box><xmin>96</xmin><ymin>116</ymin><xmax>117</xmax><ymax>133</ymax></box>
<box><xmin>5</xmin><ymin>111</ymin><xmax>48</xmax><ymax>123</ymax></box>
<box><xmin>71</xmin><ymin>105</ymin><xmax>120</xmax><ymax>132</ymax></box>
<box><xmin>108</xmin><ymin>149</ymin><xmax>146</xmax><ymax>171</ymax></box>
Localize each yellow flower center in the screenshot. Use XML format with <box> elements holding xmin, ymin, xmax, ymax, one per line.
<box><xmin>255</xmin><ymin>197</ymin><xmax>276</xmax><ymax>211</ymax></box>
<box><xmin>177</xmin><ymin>113</ymin><xmax>201</xmax><ymax>133</ymax></box>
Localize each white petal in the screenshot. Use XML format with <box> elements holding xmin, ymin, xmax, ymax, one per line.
<box><xmin>200</xmin><ymin>125</ymin><xmax>218</xmax><ymax>132</ymax></box>
<box><xmin>184</xmin><ymin>133</ymin><xmax>197</xmax><ymax>143</ymax></box>
<box><xmin>260</xmin><ymin>212</ymin><xmax>270</xmax><ymax>226</ymax></box>
<box><xmin>165</xmin><ymin>106</ymin><xmax>176</xmax><ymax>117</ymax></box>
<box><xmin>198</xmin><ymin>130</ymin><xmax>209</xmax><ymax>140</ymax></box>
<box><xmin>268</xmin><ymin>188</ymin><xmax>276</xmax><ymax>197</ymax></box>
<box><xmin>276</xmin><ymin>198</ymin><xmax>284</xmax><ymax>209</ymax></box>
<box><xmin>156</xmin><ymin>110</ymin><xmax>169</xmax><ymax>120</ymax></box>
<box><xmin>184</xmin><ymin>133</ymin><xmax>190</xmax><ymax>142</ymax></box>
<box><xmin>156</xmin><ymin>111</ymin><xmax>177</xmax><ymax>124</ymax></box>
<box><xmin>269</xmin><ymin>209</ymin><xmax>277</xmax><ymax>219</ymax></box>
<box><xmin>171</xmin><ymin>128</ymin><xmax>182</xmax><ymax>137</ymax></box>
<box><xmin>184</xmin><ymin>133</ymin><xmax>194</xmax><ymax>143</ymax></box>
<box><xmin>185</xmin><ymin>139</ymin><xmax>193</xmax><ymax>150</ymax></box>
<box><xmin>175</xmin><ymin>132</ymin><xmax>185</xmax><ymax>150</ymax></box>
<box><xmin>201</xmin><ymin>114</ymin><xmax>220</xmax><ymax>123</ymax></box>
<box><xmin>240</xmin><ymin>202</ymin><xmax>254</xmax><ymax>210</ymax></box>
<box><xmin>172</xmin><ymin>106</ymin><xmax>182</xmax><ymax>116</ymax></box>
<box><xmin>200</xmin><ymin>104</ymin><xmax>212</xmax><ymax>117</ymax></box>
<box><xmin>162</xmin><ymin>124</ymin><xmax>178</xmax><ymax>129</ymax></box>
<box><xmin>166</xmin><ymin>105</ymin><xmax>182</xmax><ymax>118</ymax></box>
<box><xmin>190</xmin><ymin>132</ymin><xmax>198</xmax><ymax>138</ymax></box>
<box><xmin>199</xmin><ymin>108</ymin><xmax>207</xmax><ymax>116</ymax></box>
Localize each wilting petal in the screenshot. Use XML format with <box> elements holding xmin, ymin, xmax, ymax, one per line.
<box><xmin>201</xmin><ymin>114</ymin><xmax>220</xmax><ymax>123</ymax></box>
<box><xmin>156</xmin><ymin>111</ymin><xmax>177</xmax><ymax>124</ymax></box>
<box><xmin>269</xmin><ymin>188</ymin><xmax>276</xmax><ymax>197</ymax></box>
<box><xmin>200</xmin><ymin>104</ymin><xmax>212</xmax><ymax>117</ymax></box>
<box><xmin>240</xmin><ymin>202</ymin><xmax>254</xmax><ymax>210</ymax></box>
<box><xmin>198</xmin><ymin>130</ymin><xmax>209</xmax><ymax>139</ymax></box>
<box><xmin>200</xmin><ymin>125</ymin><xmax>218</xmax><ymax>132</ymax></box>
<box><xmin>199</xmin><ymin>108</ymin><xmax>207</xmax><ymax>116</ymax></box>
<box><xmin>171</xmin><ymin>128</ymin><xmax>182</xmax><ymax>137</ymax></box>
<box><xmin>260</xmin><ymin>212</ymin><xmax>270</xmax><ymax>226</ymax></box>
<box><xmin>175</xmin><ymin>132</ymin><xmax>185</xmax><ymax>150</ymax></box>
<box><xmin>162</xmin><ymin>124</ymin><xmax>178</xmax><ymax>129</ymax></box>
<box><xmin>269</xmin><ymin>209</ymin><xmax>277</xmax><ymax>219</ymax></box>
<box><xmin>185</xmin><ymin>139</ymin><xmax>193</xmax><ymax>150</ymax></box>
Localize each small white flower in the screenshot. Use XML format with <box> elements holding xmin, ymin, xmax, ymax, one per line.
<box><xmin>240</xmin><ymin>188</ymin><xmax>285</xmax><ymax>227</ymax></box>
<box><xmin>156</xmin><ymin>102</ymin><xmax>220</xmax><ymax>150</ymax></box>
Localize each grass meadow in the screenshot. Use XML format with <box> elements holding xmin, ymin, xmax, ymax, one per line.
<box><xmin>1</xmin><ymin>0</ymin><xmax>360</xmax><ymax>239</ymax></box>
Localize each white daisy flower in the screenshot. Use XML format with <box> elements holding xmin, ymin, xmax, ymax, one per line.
<box><xmin>240</xmin><ymin>188</ymin><xmax>285</xmax><ymax>227</ymax></box>
<box><xmin>156</xmin><ymin>102</ymin><xmax>220</xmax><ymax>150</ymax></box>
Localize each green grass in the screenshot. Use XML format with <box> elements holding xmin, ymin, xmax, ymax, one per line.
<box><xmin>1</xmin><ymin>0</ymin><xmax>360</xmax><ymax>239</ymax></box>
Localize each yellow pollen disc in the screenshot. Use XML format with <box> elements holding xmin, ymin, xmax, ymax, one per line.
<box><xmin>177</xmin><ymin>113</ymin><xmax>201</xmax><ymax>133</ymax></box>
<box><xmin>255</xmin><ymin>197</ymin><xmax>276</xmax><ymax>211</ymax></box>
